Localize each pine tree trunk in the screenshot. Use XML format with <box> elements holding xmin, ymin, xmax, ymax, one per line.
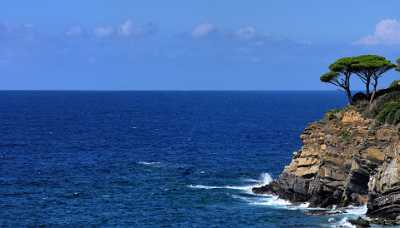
<box><xmin>345</xmin><ymin>74</ymin><xmax>353</xmax><ymax>105</ymax></box>
<box><xmin>369</xmin><ymin>80</ymin><xmax>378</xmax><ymax>104</ymax></box>
<box><xmin>365</xmin><ymin>77</ymin><xmax>371</xmax><ymax>98</ymax></box>
<box><xmin>346</xmin><ymin>89</ymin><xmax>353</xmax><ymax>105</ymax></box>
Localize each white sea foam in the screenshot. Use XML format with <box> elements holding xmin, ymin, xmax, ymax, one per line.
<box><xmin>249</xmin><ymin>195</ymin><xmax>292</xmax><ymax>207</ymax></box>
<box><xmin>298</xmin><ymin>202</ymin><xmax>310</xmax><ymax>208</ymax></box>
<box><xmin>242</xmin><ymin>178</ymin><xmax>259</xmax><ymax>183</ymax></box>
<box><xmin>334</xmin><ymin>217</ymin><xmax>356</xmax><ymax>228</ymax></box>
<box><xmin>328</xmin><ymin>205</ymin><xmax>367</xmax><ymax>228</ymax></box>
<box><xmin>343</xmin><ymin>205</ymin><xmax>367</xmax><ymax>215</ymax></box>
<box><xmin>188</xmin><ymin>173</ymin><xmax>273</xmax><ymax>193</ymax></box>
<box><xmin>254</xmin><ymin>173</ymin><xmax>273</xmax><ymax>187</ymax></box>
<box><xmin>137</xmin><ymin>161</ymin><xmax>161</xmax><ymax>166</ymax></box>
<box><xmin>188</xmin><ymin>173</ymin><xmax>297</xmax><ymax>208</ymax></box>
<box><xmin>188</xmin><ymin>184</ymin><xmax>228</xmax><ymax>190</ymax></box>
<box><xmin>188</xmin><ymin>184</ymin><xmax>250</xmax><ymax>191</ymax></box>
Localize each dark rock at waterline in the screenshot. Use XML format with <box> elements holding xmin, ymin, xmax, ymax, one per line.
<box><xmin>303</xmin><ymin>209</ymin><xmax>342</xmax><ymax>216</ymax></box>
<box><xmin>368</xmin><ymin>217</ymin><xmax>400</xmax><ymax>226</ymax></box>
<box><xmin>348</xmin><ymin>217</ymin><xmax>370</xmax><ymax>228</ymax></box>
<box><xmin>252</xmin><ymin>181</ymin><xmax>279</xmax><ymax>195</ymax></box>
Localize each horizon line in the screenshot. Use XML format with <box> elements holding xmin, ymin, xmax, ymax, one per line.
<box><xmin>0</xmin><ymin>89</ymin><xmax>345</xmax><ymax>92</ymax></box>
<box><xmin>0</xmin><ymin>89</ymin><xmax>346</xmax><ymax>93</ymax></box>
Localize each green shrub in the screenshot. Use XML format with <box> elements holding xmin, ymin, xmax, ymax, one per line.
<box><xmin>389</xmin><ymin>80</ymin><xmax>400</xmax><ymax>89</ymax></box>
<box><xmin>325</xmin><ymin>109</ymin><xmax>341</xmax><ymax>120</ymax></box>
<box><xmin>367</xmin><ymin>91</ymin><xmax>400</xmax><ymax>118</ymax></box>
<box><xmin>376</xmin><ymin>102</ymin><xmax>400</xmax><ymax>125</ymax></box>
<box><xmin>339</xmin><ymin>129</ymin><xmax>352</xmax><ymax>142</ymax></box>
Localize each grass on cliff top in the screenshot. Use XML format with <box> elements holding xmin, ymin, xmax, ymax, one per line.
<box><xmin>325</xmin><ymin>109</ymin><xmax>341</xmax><ymax>120</ymax></box>
<box><xmin>376</xmin><ymin>101</ymin><xmax>400</xmax><ymax>125</ymax></box>
<box><xmin>355</xmin><ymin>89</ymin><xmax>400</xmax><ymax>126</ymax></box>
<box><xmin>329</xmin><ymin>84</ymin><xmax>400</xmax><ymax>126</ymax></box>
<box><xmin>365</xmin><ymin>89</ymin><xmax>400</xmax><ymax>125</ymax></box>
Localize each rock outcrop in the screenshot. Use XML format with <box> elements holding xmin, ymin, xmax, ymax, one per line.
<box><xmin>253</xmin><ymin>106</ymin><xmax>400</xmax><ymax>223</ymax></box>
<box><xmin>368</xmin><ymin>142</ymin><xmax>400</xmax><ymax>224</ymax></box>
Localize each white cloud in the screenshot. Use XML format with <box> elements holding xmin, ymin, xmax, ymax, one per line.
<box><xmin>88</xmin><ymin>20</ymin><xmax>157</xmax><ymax>39</ymax></box>
<box><xmin>118</xmin><ymin>20</ymin><xmax>141</xmax><ymax>37</ymax></box>
<box><xmin>235</xmin><ymin>26</ymin><xmax>257</xmax><ymax>40</ymax></box>
<box><xmin>192</xmin><ymin>23</ymin><xmax>217</xmax><ymax>38</ymax></box>
<box><xmin>66</xmin><ymin>26</ymin><xmax>84</xmax><ymax>37</ymax></box>
<box><xmin>118</xmin><ymin>20</ymin><xmax>157</xmax><ymax>38</ymax></box>
<box><xmin>356</xmin><ymin>19</ymin><xmax>400</xmax><ymax>45</ymax></box>
<box><xmin>94</xmin><ymin>26</ymin><xmax>114</xmax><ymax>38</ymax></box>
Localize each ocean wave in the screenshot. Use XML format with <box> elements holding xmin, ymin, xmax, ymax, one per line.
<box><xmin>249</xmin><ymin>195</ymin><xmax>292</xmax><ymax>207</ymax></box>
<box><xmin>188</xmin><ymin>173</ymin><xmax>297</xmax><ymax>208</ymax></box>
<box><xmin>241</xmin><ymin>178</ymin><xmax>259</xmax><ymax>183</ymax></box>
<box><xmin>253</xmin><ymin>173</ymin><xmax>273</xmax><ymax>187</ymax></box>
<box><xmin>188</xmin><ymin>172</ymin><xmax>273</xmax><ymax>193</ymax></box>
<box><xmin>334</xmin><ymin>217</ymin><xmax>356</xmax><ymax>228</ymax></box>
<box><xmin>328</xmin><ymin>205</ymin><xmax>367</xmax><ymax>228</ymax></box>
<box><xmin>188</xmin><ymin>184</ymin><xmax>250</xmax><ymax>191</ymax></box>
<box><xmin>343</xmin><ymin>205</ymin><xmax>367</xmax><ymax>215</ymax></box>
<box><xmin>137</xmin><ymin>161</ymin><xmax>162</xmax><ymax>167</ymax></box>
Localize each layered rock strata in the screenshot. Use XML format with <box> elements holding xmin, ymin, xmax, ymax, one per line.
<box><xmin>253</xmin><ymin>108</ymin><xmax>400</xmax><ymax>223</ymax></box>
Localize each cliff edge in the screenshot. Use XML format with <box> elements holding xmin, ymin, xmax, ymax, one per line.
<box><xmin>253</xmin><ymin>91</ymin><xmax>400</xmax><ymax>224</ymax></box>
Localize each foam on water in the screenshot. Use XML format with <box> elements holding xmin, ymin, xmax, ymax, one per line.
<box><xmin>254</xmin><ymin>173</ymin><xmax>273</xmax><ymax>187</ymax></box>
<box><xmin>343</xmin><ymin>205</ymin><xmax>368</xmax><ymax>215</ymax></box>
<box><xmin>188</xmin><ymin>173</ymin><xmax>272</xmax><ymax>192</ymax></box>
<box><xmin>335</xmin><ymin>217</ymin><xmax>356</xmax><ymax>228</ymax></box>
<box><xmin>249</xmin><ymin>195</ymin><xmax>292</xmax><ymax>207</ymax></box>
<box><xmin>329</xmin><ymin>205</ymin><xmax>367</xmax><ymax>228</ymax></box>
<box><xmin>137</xmin><ymin>161</ymin><xmax>162</xmax><ymax>167</ymax></box>
<box><xmin>188</xmin><ymin>184</ymin><xmax>250</xmax><ymax>191</ymax></box>
<box><xmin>188</xmin><ymin>173</ymin><xmax>297</xmax><ymax>208</ymax></box>
<box><xmin>241</xmin><ymin>178</ymin><xmax>259</xmax><ymax>183</ymax></box>
<box><xmin>298</xmin><ymin>202</ymin><xmax>310</xmax><ymax>208</ymax></box>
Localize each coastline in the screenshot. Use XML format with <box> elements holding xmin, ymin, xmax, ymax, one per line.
<box><xmin>252</xmin><ymin>90</ymin><xmax>400</xmax><ymax>226</ymax></box>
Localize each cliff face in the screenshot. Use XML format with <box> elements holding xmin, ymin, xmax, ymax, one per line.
<box><xmin>368</xmin><ymin>141</ymin><xmax>400</xmax><ymax>221</ymax></box>
<box><xmin>253</xmin><ymin>107</ymin><xmax>400</xmax><ymax>222</ymax></box>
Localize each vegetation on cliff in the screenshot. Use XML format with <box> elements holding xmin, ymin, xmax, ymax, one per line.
<box><xmin>320</xmin><ymin>55</ymin><xmax>396</xmax><ymax>104</ymax></box>
<box><xmin>319</xmin><ymin>54</ymin><xmax>400</xmax><ymax>126</ymax></box>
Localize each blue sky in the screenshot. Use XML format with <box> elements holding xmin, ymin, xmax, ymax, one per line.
<box><xmin>1</xmin><ymin>0</ymin><xmax>400</xmax><ymax>90</ymax></box>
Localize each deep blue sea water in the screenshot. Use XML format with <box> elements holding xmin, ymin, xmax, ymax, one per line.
<box><xmin>0</xmin><ymin>91</ymin><xmax>366</xmax><ymax>227</ymax></box>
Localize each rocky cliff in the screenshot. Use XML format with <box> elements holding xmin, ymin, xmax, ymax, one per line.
<box><xmin>253</xmin><ymin>93</ymin><xmax>400</xmax><ymax>224</ymax></box>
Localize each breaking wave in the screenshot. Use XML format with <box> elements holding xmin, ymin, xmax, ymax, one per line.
<box><xmin>343</xmin><ymin>205</ymin><xmax>368</xmax><ymax>215</ymax></box>
<box><xmin>188</xmin><ymin>172</ymin><xmax>272</xmax><ymax>193</ymax></box>
<box><xmin>188</xmin><ymin>173</ymin><xmax>297</xmax><ymax>208</ymax></box>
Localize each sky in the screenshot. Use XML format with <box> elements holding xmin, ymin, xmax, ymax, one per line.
<box><xmin>1</xmin><ymin>0</ymin><xmax>400</xmax><ymax>90</ymax></box>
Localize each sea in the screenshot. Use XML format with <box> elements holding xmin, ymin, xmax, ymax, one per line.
<box><xmin>0</xmin><ymin>91</ymin><xmax>368</xmax><ymax>227</ymax></box>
